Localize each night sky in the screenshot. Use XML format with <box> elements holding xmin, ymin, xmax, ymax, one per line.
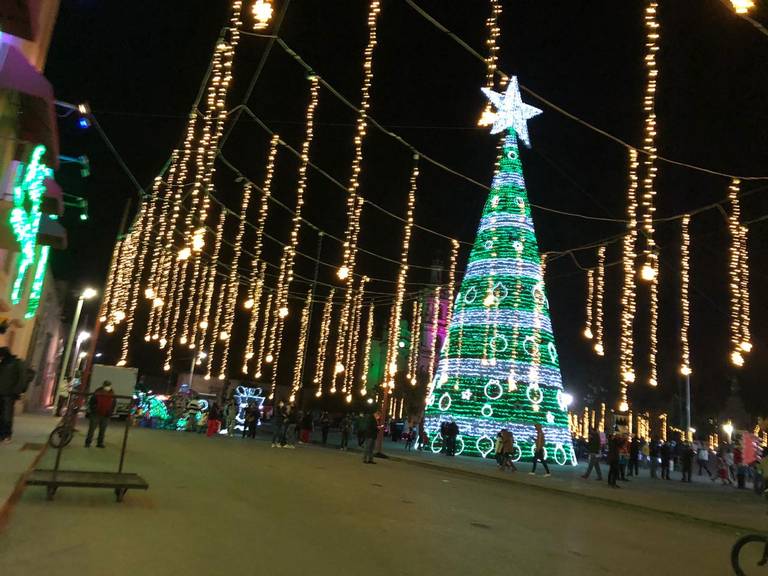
<box><xmin>43</xmin><ymin>1</ymin><xmax>768</xmax><ymax>422</ymax></box>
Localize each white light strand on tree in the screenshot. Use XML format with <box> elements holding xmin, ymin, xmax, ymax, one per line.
<box><xmin>680</xmin><ymin>214</ymin><xmax>691</xmax><ymax>376</ymax></box>
<box><xmin>729</xmin><ymin>179</ymin><xmax>747</xmax><ymax>367</ymax></box>
<box><xmin>477</xmin><ymin>0</ymin><xmax>502</xmax><ymax>127</ymax></box>
<box><xmin>243</xmin><ymin>263</ymin><xmax>266</xmax><ymax>372</ymax></box>
<box><xmin>583</xmin><ymin>268</ymin><xmax>594</xmax><ymax>340</ymax></box>
<box><xmin>217</xmin><ymin>182</ymin><xmax>253</xmax><ymax>379</ymax></box>
<box><xmin>344</xmin><ymin>277</ymin><xmax>368</xmax><ymax>402</ymax></box>
<box><xmin>594</xmin><ymin>246</ymin><xmax>606</xmax><ymax>357</ymax></box>
<box><xmin>313</xmin><ymin>289</ymin><xmax>335</xmax><ymax>397</ymax></box>
<box><xmin>384</xmin><ymin>157</ymin><xmax>419</xmax><ymax>391</ymax></box>
<box><xmin>254</xmin><ymin>292</ymin><xmax>273</xmax><ymax>379</ymax></box>
<box><xmin>359</xmin><ymin>303</ymin><xmax>374</xmax><ymax>395</ymax></box>
<box><xmin>407</xmin><ymin>299</ymin><xmax>422</xmax><ymax>384</ymax></box>
<box><xmin>275</xmin><ymin>76</ymin><xmax>320</xmax><ymax>320</ymax></box>
<box><xmin>648</xmin><ymin>256</ymin><xmax>659</xmax><ymax>387</ymax></box>
<box><xmin>739</xmin><ymin>224</ymin><xmax>751</xmax><ymax>355</ymax></box>
<box><xmin>427</xmin><ymin>285</ymin><xmax>441</xmax><ymax>384</ymax></box>
<box><xmin>197</xmin><ymin>208</ymin><xmax>227</xmax><ymax>360</ymax></box>
<box><xmin>290</xmin><ymin>290</ymin><xmax>313</xmax><ymax>403</ymax></box>
<box><xmin>619</xmin><ymin>149</ymin><xmax>639</xmax><ymax>406</ymax></box>
<box><xmin>338</xmin><ymin>0</ymin><xmax>382</xmax><ymax>282</ymax></box>
<box><xmin>639</xmin><ymin>0</ymin><xmax>660</xmax><ymax>282</ymax></box>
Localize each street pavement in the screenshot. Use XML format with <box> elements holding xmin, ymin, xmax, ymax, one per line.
<box><xmin>0</xmin><ymin>415</ymin><xmax>756</xmax><ymax>575</ymax></box>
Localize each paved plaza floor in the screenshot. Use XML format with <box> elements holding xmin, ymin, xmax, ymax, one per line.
<box><xmin>0</xmin><ymin>415</ymin><xmax>761</xmax><ymax>575</ymax></box>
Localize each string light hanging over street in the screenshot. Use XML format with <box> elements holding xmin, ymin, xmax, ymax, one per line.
<box><xmin>290</xmin><ymin>290</ymin><xmax>313</xmax><ymax>403</ymax></box>
<box><xmin>583</xmin><ymin>268</ymin><xmax>594</xmax><ymax>340</ymax></box>
<box><xmin>477</xmin><ymin>0</ymin><xmax>502</xmax><ymax>127</ymax></box>
<box><xmin>313</xmin><ymin>289</ymin><xmax>335</xmax><ymax>397</ymax></box>
<box><xmin>680</xmin><ymin>215</ymin><xmax>691</xmax><ymax>376</ymax></box>
<box><xmin>593</xmin><ymin>246</ymin><xmax>606</xmax><ymax>357</ymax></box>
<box><xmin>619</xmin><ymin>149</ymin><xmax>639</xmax><ymax>396</ymax></box>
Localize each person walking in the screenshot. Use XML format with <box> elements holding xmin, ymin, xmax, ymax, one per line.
<box><xmin>582</xmin><ymin>428</ymin><xmax>603</xmax><ymax>480</ymax></box>
<box><xmin>362</xmin><ymin>411</ymin><xmax>380</xmax><ymax>464</ymax></box>
<box><xmin>0</xmin><ymin>329</ymin><xmax>28</xmax><ymax>445</ymax></box>
<box><xmin>680</xmin><ymin>441</ymin><xmax>694</xmax><ymax>482</ymax></box>
<box><xmin>356</xmin><ymin>413</ymin><xmax>366</xmax><ymax>447</ymax></box>
<box><xmin>717</xmin><ymin>453</ymin><xmax>734</xmax><ymax>485</ymax></box>
<box><xmin>618</xmin><ymin>434</ymin><xmax>629</xmax><ymax>481</ymax></box>
<box><xmin>649</xmin><ymin>437</ymin><xmax>660</xmax><ymax>478</ymax></box>
<box><xmin>271</xmin><ymin>403</ymin><xmax>285</xmax><ymax>447</ymax></box>
<box><xmin>628</xmin><ymin>436</ymin><xmax>640</xmax><ymax>477</ymax></box>
<box><xmin>224</xmin><ymin>399</ymin><xmax>236</xmax><ymax>436</ymax></box>
<box><xmin>607</xmin><ymin>432</ymin><xmax>621</xmax><ymax>488</ymax></box>
<box><xmin>300</xmin><ymin>411</ymin><xmax>313</xmax><ymax>444</ymax></box>
<box><xmin>660</xmin><ymin>440</ymin><xmax>672</xmax><ymax>480</ymax></box>
<box><xmin>85</xmin><ymin>381</ymin><xmax>116</xmax><ymax>448</ymax></box>
<box><xmin>320</xmin><ymin>412</ymin><xmax>331</xmax><ymax>444</ymax></box>
<box><xmin>696</xmin><ymin>442</ymin><xmax>712</xmax><ymax>478</ymax></box>
<box><xmin>404</xmin><ymin>425</ymin><xmax>415</xmax><ymax>451</ymax></box>
<box><xmin>206</xmin><ymin>402</ymin><xmax>222</xmax><ymax>437</ymax></box>
<box><xmin>498</xmin><ymin>429</ymin><xmax>517</xmax><ymax>472</ymax></box>
<box><xmin>529</xmin><ymin>424</ymin><xmax>550</xmax><ymax>476</ymax></box>
<box><xmin>339</xmin><ymin>415</ymin><xmax>351</xmax><ymax>451</ymax></box>
<box><xmin>446</xmin><ymin>420</ymin><xmax>459</xmax><ymax>456</ymax></box>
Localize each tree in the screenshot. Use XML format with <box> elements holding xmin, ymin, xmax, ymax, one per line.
<box><xmin>423</xmin><ymin>78</ymin><xmax>575</xmax><ymax>464</ymax></box>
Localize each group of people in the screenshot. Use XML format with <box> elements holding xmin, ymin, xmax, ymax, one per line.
<box><xmin>580</xmin><ymin>428</ymin><xmax>766</xmax><ymax>491</ymax></box>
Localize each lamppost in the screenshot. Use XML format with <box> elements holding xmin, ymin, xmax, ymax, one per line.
<box><xmin>70</xmin><ymin>330</ymin><xmax>91</xmax><ymax>378</ymax></box>
<box><xmin>722</xmin><ymin>422</ymin><xmax>734</xmax><ymax>444</ymax></box>
<box><xmin>189</xmin><ymin>352</ymin><xmax>207</xmax><ymax>390</ymax></box>
<box><xmin>56</xmin><ymin>287</ymin><xmax>97</xmax><ymax>401</ymax></box>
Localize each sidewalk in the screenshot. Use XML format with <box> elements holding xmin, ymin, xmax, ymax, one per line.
<box><xmin>295</xmin><ymin>428</ymin><xmax>763</xmax><ymax>532</ymax></box>
<box><xmin>381</xmin><ymin>439</ymin><xmax>765</xmax><ymax>532</ymax></box>
<box><xmin>0</xmin><ymin>413</ymin><xmax>52</xmax><ymax>529</ymax></box>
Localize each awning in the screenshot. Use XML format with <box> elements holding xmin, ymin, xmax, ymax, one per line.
<box><xmin>0</xmin><ymin>0</ymin><xmax>41</xmax><ymax>41</ymax></box>
<box><xmin>41</xmin><ymin>177</ymin><xmax>62</xmax><ymax>215</ymax></box>
<box><xmin>0</xmin><ymin>42</ymin><xmax>58</xmax><ymax>167</ymax></box>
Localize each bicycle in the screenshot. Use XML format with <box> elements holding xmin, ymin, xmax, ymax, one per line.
<box><xmin>48</xmin><ymin>393</ymin><xmax>81</xmax><ymax>448</ymax></box>
<box><xmin>732</xmin><ymin>533</ymin><xmax>768</xmax><ymax>575</ymax></box>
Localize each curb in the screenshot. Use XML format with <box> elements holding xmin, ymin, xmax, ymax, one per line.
<box><xmin>388</xmin><ymin>454</ymin><xmax>757</xmax><ymax>535</ymax></box>
<box><xmin>0</xmin><ymin>441</ymin><xmax>48</xmax><ymax>533</ymax></box>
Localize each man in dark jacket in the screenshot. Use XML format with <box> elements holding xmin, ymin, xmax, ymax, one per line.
<box><xmin>85</xmin><ymin>381</ymin><xmax>116</xmax><ymax>448</ymax></box>
<box><xmin>582</xmin><ymin>428</ymin><xmax>603</xmax><ymax>480</ymax></box>
<box><xmin>628</xmin><ymin>436</ymin><xmax>640</xmax><ymax>476</ymax></box>
<box><xmin>607</xmin><ymin>433</ymin><xmax>621</xmax><ymax>488</ymax></box>
<box><xmin>0</xmin><ymin>331</ymin><xmax>28</xmax><ymax>444</ymax></box>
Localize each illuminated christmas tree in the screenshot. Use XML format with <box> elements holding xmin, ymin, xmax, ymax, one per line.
<box><xmin>423</xmin><ymin>78</ymin><xmax>575</xmax><ymax>464</ymax></box>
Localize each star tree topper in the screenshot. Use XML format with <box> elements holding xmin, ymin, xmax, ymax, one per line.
<box><xmin>481</xmin><ymin>77</ymin><xmax>542</xmax><ymax>147</ymax></box>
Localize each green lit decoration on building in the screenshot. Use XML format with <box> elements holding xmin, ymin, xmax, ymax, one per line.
<box><xmin>9</xmin><ymin>144</ymin><xmax>53</xmax><ymax>318</ymax></box>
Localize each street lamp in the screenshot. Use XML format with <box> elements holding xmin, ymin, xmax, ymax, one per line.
<box><xmin>56</xmin><ymin>287</ymin><xmax>97</xmax><ymax>402</ymax></box>
<box><xmin>722</xmin><ymin>422</ymin><xmax>734</xmax><ymax>444</ymax></box>
<box><xmin>70</xmin><ymin>330</ymin><xmax>91</xmax><ymax>379</ymax></box>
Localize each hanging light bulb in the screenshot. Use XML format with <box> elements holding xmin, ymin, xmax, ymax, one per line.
<box><xmin>640</xmin><ymin>262</ymin><xmax>656</xmax><ymax>281</ymax></box>
<box><xmin>251</xmin><ymin>0</ymin><xmax>274</xmax><ymax>29</ymax></box>
<box><xmin>265</xmin><ymin>353</ymin><xmax>274</xmax><ymax>364</ymax></box>
<box><xmin>152</xmin><ymin>298</ymin><xmax>163</xmax><ymax>308</ymax></box>
<box><xmin>244</xmin><ymin>298</ymin><xmax>254</xmax><ymax>310</ymax></box>
<box><xmin>619</xmin><ymin>401</ymin><xmax>629</xmax><ymax>413</ymax></box>
<box><xmin>145</xmin><ymin>288</ymin><xmax>156</xmax><ymax>299</ymax></box>
<box><xmin>278</xmin><ymin>306</ymin><xmax>289</xmax><ymax>319</ymax></box>
<box><xmin>337</xmin><ymin>266</ymin><xmax>350</xmax><ymax>281</ymax></box>
<box><xmin>731</xmin><ymin>350</ymin><xmax>744</xmax><ymax>367</ymax></box>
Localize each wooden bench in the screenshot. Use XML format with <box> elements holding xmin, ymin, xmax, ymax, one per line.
<box><xmin>26</xmin><ymin>469</ymin><xmax>149</xmax><ymax>502</ymax></box>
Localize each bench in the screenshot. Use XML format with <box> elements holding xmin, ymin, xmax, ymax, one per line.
<box><xmin>26</xmin><ymin>469</ymin><xmax>149</xmax><ymax>502</ymax></box>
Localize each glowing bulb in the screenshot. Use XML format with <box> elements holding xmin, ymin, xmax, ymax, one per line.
<box><xmin>680</xmin><ymin>366</ymin><xmax>692</xmax><ymax>376</ymax></box>
<box><xmin>252</xmin><ymin>0</ymin><xmax>274</xmax><ymax>28</ymax></box>
<box><xmin>114</xmin><ymin>310</ymin><xmax>126</xmax><ymax>322</ymax></box>
<box><xmin>622</xmin><ymin>370</ymin><xmax>635</xmax><ymax>383</ymax></box>
<box><xmin>583</xmin><ymin>327</ymin><xmax>593</xmax><ymax>340</ymax></box>
<box><xmin>244</xmin><ymin>298</ymin><xmax>254</xmax><ymax>310</ymax></box>
<box><xmin>178</xmin><ymin>247</ymin><xmax>191</xmax><ymax>261</ymax></box>
<box><xmin>245</xmin><ymin>352</ymin><xmax>254</xmax><ymax>360</ymax></box>
<box><xmin>398</xmin><ymin>341</ymin><xmax>405</xmax><ymax>348</ymax></box>
<box><xmin>731</xmin><ymin>350</ymin><xmax>744</xmax><ymax>367</ymax></box>
<box><xmin>315</xmin><ymin>390</ymin><xmax>321</xmax><ymax>397</ymax></box>
<box><xmin>199</xmin><ymin>321</ymin><xmax>208</xmax><ymax>329</ymax></box>
<box><xmin>619</xmin><ymin>401</ymin><xmax>629</xmax><ymax>413</ymax></box>
<box><xmin>740</xmin><ymin>341</ymin><xmax>752</xmax><ymax>353</ymax></box>
<box><xmin>278</xmin><ymin>306</ymin><xmax>289</xmax><ymax>319</ymax></box>
<box><xmin>218</xmin><ymin>374</ymin><xmax>225</xmax><ymax>381</ymax></box>
<box><xmin>346</xmin><ymin>394</ymin><xmax>352</xmax><ymax>404</ymax></box>
<box><xmin>192</xmin><ymin>231</ymin><xmax>205</xmax><ymax>252</ymax></box>
<box><xmin>366</xmin><ymin>398</ymin><xmax>373</xmax><ymax>404</ymax></box>
<box><xmin>145</xmin><ymin>288</ymin><xmax>155</xmax><ymax>299</ymax></box>
<box><xmin>105</xmin><ymin>324</ymin><xmax>115</xmax><ymax>333</ymax></box>
<box><xmin>337</xmin><ymin>266</ymin><xmax>349</xmax><ymax>280</ymax></box>
<box><xmin>152</xmin><ymin>298</ymin><xmax>163</xmax><ymax>308</ymax></box>
<box><xmin>335</xmin><ymin>362</ymin><xmax>344</xmax><ymax>374</ymax></box>
<box><xmin>151</xmin><ymin>334</ymin><xmax>159</xmax><ymax>341</ymax></box>
<box><xmin>388</xmin><ymin>361</ymin><xmax>397</xmax><ymax>375</ymax></box>
<box><xmin>265</xmin><ymin>354</ymin><xmax>274</xmax><ymax>364</ymax></box>
<box><xmin>179</xmin><ymin>336</ymin><xmax>188</xmax><ymax>345</ymax></box>
<box><xmin>219</xmin><ymin>331</ymin><xmax>229</xmax><ymax>341</ymax></box>
<box><xmin>204</xmin><ymin>374</ymin><xmax>211</xmax><ymax>381</ymax></box>
<box><xmin>593</xmin><ymin>343</ymin><xmax>604</xmax><ymax>356</ymax></box>
<box><xmin>410</xmin><ymin>378</ymin><xmax>417</xmax><ymax>385</ymax></box>
<box><xmin>483</xmin><ymin>293</ymin><xmax>496</xmax><ymax>307</ymax></box>
<box><xmin>360</xmin><ymin>388</ymin><xmax>367</xmax><ymax>396</ymax></box>
<box><xmin>255</xmin><ymin>371</ymin><xmax>262</xmax><ymax>379</ymax></box>
<box><xmin>477</xmin><ymin>107</ymin><xmax>497</xmax><ymax>127</ymax></box>
<box><xmin>640</xmin><ymin>263</ymin><xmax>656</xmax><ymax>281</ymax></box>
<box><xmin>730</xmin><ymin>0</ymin><xmax>755</xmax><ymax>13</ymax></box>
<box><xmin>649</xmin><ymin>377</ymin><xmax>657</xmax><ymax>387</ymax></box>
<box><xmin>116</xmin><ymin>360</ymin><xmax>126</xmax><ymax>367</ymax></box>
<box><xmin>159</xmin><ymin>338</ymin><xmax>167</xmax><ymax>348</ymax></box>
<box><xmin>144</xmin><ymin>335</ymin><xmax>150</xmax><ymax>342</ymax></box>
<box><xmin>163</xmin><ymin>363</ymin><xmax>170</xmax><ymax>372</ymax></box>
<box><xmin>99</xmin><ymin>315</ymin><xmax>107</xmax><ymax>322</ymax></box>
